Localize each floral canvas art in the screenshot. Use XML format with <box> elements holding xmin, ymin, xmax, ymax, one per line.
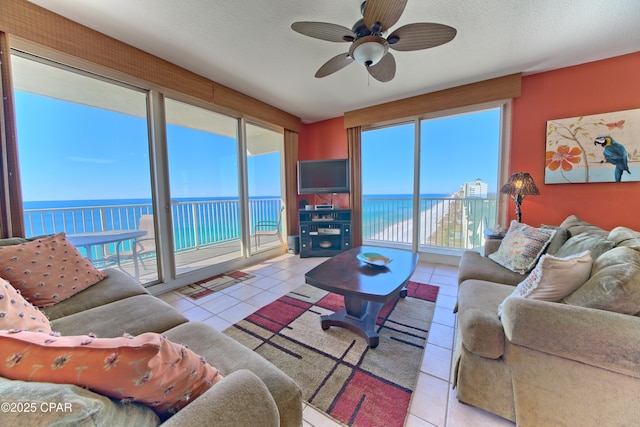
<box><xmin>545</xmin><ymin>108</ymin><xmax>640</xmax><ymax>184</ymax></box>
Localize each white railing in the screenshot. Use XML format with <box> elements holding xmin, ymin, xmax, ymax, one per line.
<box><xmin>171</xmin><ymin>198</ymin><xmax>282</xmax><ymax>251</ymax></box>
<box><xmin>24</xmin><ymin>198</ymin><xmax>283</xmax><ymax>258</ymax></box>
<box><xmin>24</xmin><ymin>196</ymin><xmax>495</xmax><ymax>256</ymax></box>
<box><xmin>24</xmin><ymin>204</ymin><xmax>154</xmax><ymax>237</ymax></box>
<box><xmin>363</xmin><ymin>196</ymin><xmax>497</xmax><ymax>251</ymax></box>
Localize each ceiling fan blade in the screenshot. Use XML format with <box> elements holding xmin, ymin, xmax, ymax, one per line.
<box><xmin>367</xmin><ymin>52</ymin><xmax>396</xmax><ymax>82</ymax></box>
<box><xmin>388</xmin><ymin>23</ymin><xmax>457</xmax><ymax>51</ymax></box>
<box><xmin>315</xmin><ymin>53</ymin><xmax>354</xmax><ymax>78</ymax></box>
<box><xmin>291</xmin><ymin>22</ymin><xmax>355</xmax><ymax>43</ymax></box>
<box><xmin>363</xmin><ymin>0</ymin><xmax>407</xmax><ymax>33</ymax></box>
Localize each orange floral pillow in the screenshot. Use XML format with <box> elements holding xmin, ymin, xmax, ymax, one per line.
<box><xmin>0</xmin><ymin>278</ymin><xmax>51</xmax><ymax>333</ymax></box>
<box><xmin>0</xmin><ymin>330</ymin><xmax>223</xmax><ymax>418</ymax></box>
<box><xmin>0</xmin><ymin>233</ymin><xmax>107</xmax><ymax>307</ymax></box>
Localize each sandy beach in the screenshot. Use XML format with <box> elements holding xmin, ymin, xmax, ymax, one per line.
<box><xmin>370</xmin><ymin>200</ymin><xmax>451</xmax><ymax>243</ymax></box>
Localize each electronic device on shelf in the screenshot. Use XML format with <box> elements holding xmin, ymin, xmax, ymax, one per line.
<box><xmin>310</xmin><ymin>212</ymin><xmax>338</xmax><ymax>221</ymax></box>
<box><xmin>299</xmin><ymin>209</ymin><xmax>351</xmax><ymax>258</ymax></box>
<box><xmin>315</xmin><ymin>204</ymin><xmax>336</xmax><ymax>210</ymax></box>
<box><xmin>297</xmin><ymin>159</ymin><xmax>350</xmax><ymax>194</ymax></box>
<box><xmin>318</xmin><ymin>228</ymin><xmax>341</xmax><ymax>235</ymax></box>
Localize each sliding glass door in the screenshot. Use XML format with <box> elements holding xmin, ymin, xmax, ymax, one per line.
<box><xmin>361</xmin><ymin>107</ymin><xmax>502</xmax><ymax>252</ymax></box>
<box><xmin>165</xmin><ymin>98</ymin><xmax>242</xmax><ymax>275</ymax></box>
<box><xmin>11</xmin><ymin>51</ymin><xmax>288</xmax><ymax>288</ymax></box>
<box><xmin>246</xmin><ymin>123</ymin><xmax>285</xmax><ymax>255</ymax></box>
<box><xmin>362</xmin><ymin>123</ymin><xmax>416</xmax><ymax>246</ymax></box>
<box><xmin>420</xmin><ymin>109</ymin><xmax>501</xmax><ymax>250</ymax></box>
<box><xmin>11</xmin><ymin>53</ymin><xmax>159</xmax><ymax>282</ymax></box>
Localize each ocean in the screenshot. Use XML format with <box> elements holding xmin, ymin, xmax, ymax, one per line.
<box><xmin>362</xmin><ymin>193</ymin><xmax>451</xmax><ymax>237</ymax></box>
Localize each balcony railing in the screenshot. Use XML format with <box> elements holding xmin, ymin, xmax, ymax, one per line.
<box><xmin>171</xmin><ymin>198</ymin><xmax>282</xmax><ymax>251</ymax></box>
<box><xmin>23</xmin><ymin>198</ymin><xmax>283</xmax><ymax>261</ymax></box>
<box><xmin>363</xmin><ymin>196</ymin><xmax>497</xmax><ymax>251</ymax></box>
<box><xmin>23</xmin><ymin>196</ymin><xmax>495</xmax><ymax>261</ymax></box>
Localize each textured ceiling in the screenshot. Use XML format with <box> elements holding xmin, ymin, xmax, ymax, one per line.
<box><xmin>27</xmin><ymin>0</ymin><xmax>640</xmax><ymax>123</ymax></box>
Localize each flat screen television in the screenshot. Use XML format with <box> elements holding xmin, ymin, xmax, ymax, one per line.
<box><xmin>297</xmin><ymin>159</ymin><xmax>350</xmax><ymax>194</ymax></box>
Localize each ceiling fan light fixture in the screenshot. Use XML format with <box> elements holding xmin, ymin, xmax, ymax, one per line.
<box><xmin>349</xmin><ymin>35</ymin><xmax>388</xmax><ymax>67</ymax></box>
<box><xmin>292</xmin><ymin>0</ymin><xmax>457</xmax><ymax>81</ymax></box>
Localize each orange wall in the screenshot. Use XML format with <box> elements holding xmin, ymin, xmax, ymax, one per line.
<box><xmin>510</xmin><ymin>52</ymin><xmax>640</xmax><ymax>229</ymax></box>
<box><xmin>297</xmin><ymin>117</ymin><xmax>349</xmax><ymax>209</ymax></box>
<box><xmin>299</xmin><ymin>117</ymin><xmax>347</xmax><ymax>160</ymax></box>
<box><xmin>300</xmin><ymin>52</ymin><xmax>640</xmax><ymax>231</ymax></box>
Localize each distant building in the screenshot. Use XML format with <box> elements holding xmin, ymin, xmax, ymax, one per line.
<box><xmin>462</xmin><ymin>179</ymin><xmax>488</xmax><ymax>198</ymax></box>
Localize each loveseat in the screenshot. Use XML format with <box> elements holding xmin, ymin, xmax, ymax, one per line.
<box><xmin>0</xmin><ymin>235</ymin><xmax>302</xmax><ymax>426</ymax></box>
<box><xmin>453</xmin><ymin>215</ymin><xmax>640</xmax><ymax>426</ymax></box>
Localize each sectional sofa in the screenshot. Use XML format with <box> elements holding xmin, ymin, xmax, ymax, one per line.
<box><xmin>0</xmin><ymin>235</ymin><xmax>302</xmax><ymax>426</ymax></box>
<box><xmin>453</xmin><ymin>215</ymin><xmax>640</xmax><ymax>426</ymax></box>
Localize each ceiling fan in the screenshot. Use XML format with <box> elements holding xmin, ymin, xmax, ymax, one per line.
<box><xmin>291</xmin><ymin>0</ymin><xmax>457</xmax><ymax>82</ymax></box>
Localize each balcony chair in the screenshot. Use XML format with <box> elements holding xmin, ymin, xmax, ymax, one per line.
<box><xmin>111</xmin><ymin>214</ymin><xmax>156</xmax><ymax>275</ymax></box>
<box><xmin>254</xmin><ymin>206</ymin><xmax>284</xmax><ymax>248</ymax></box>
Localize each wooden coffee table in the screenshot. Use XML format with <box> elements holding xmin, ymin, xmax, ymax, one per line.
<box><xmin>304</xmin><ymin>246</ymin><xmax>418</xmax><ymax>348</ymax></box>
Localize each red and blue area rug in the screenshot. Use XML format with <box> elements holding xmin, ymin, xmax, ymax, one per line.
<box><xmin>224</xmin><ymin>281</ymin><xmax>439</xmax><ymax>427</ymax></box>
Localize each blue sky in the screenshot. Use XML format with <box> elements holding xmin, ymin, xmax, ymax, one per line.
<box><xmin>16</xmin><ymin>91</ymin><xmax>152</xmax><ymax>201</ymax></box>
<box><xmin>15</xmin><ymin>91</ymin><xmax>499</xmax><ymax>202</ymax></box>
<box><xmin>362</xmin><ymin>108</ymin><xmax>501</xmax><ymax>195</ymax></box>
<box><xmin>15</xmin><ymin>91</ymin><xmax>280</xmax><ymax>201</ymax></box>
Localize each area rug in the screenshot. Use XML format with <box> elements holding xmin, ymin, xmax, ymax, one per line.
<box><xmin>224</xmin><ymin>281</ymin><xmax>439</xmax><ymax>427</ymax></box>
<box><xmin>175</xmin><ymin>270</ymin><xmax>254</xmax><ymax>300</ymax></box>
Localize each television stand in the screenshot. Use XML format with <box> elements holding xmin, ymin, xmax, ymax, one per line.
<box><xmin>299</xmin><ymin>209</ymin><xmax>351</xmax><ymax>258</ymax></box>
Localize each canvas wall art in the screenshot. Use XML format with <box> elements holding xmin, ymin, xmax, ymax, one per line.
<box><xmin>545</xmin><ymin>108</ymin><xmax>640</xmax><ymax>184</ymax></box>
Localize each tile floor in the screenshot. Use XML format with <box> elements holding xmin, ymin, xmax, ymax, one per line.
<box><xmin>157</xmin><ymin>253</ymin><xmax>515</xmax><ymax>427</ymax></box>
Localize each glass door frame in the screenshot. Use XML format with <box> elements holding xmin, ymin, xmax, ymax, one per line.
<box><xmin>243</xmin><ymin>119</ymin><xmax>287</xmax><ymax>256</ymax></box>
<box><xmin>11</xmin><ymin>49</ymin><xmax>162</xmax><ymax>282</ymax></box>
<box><xmin>3</xmin><ymin>44</ymin><xmax>289</xmax><ymax>295</ymax></box>
<box><xmin>361</xmin><ymin>120</ymin><xmax>417</xmax><ymax>249</ymax></box>
<box><xmin>148</xmin><ymin>96</ymin><xmax>287</xmax><ymax>294</ymax></box>
<box><xmin>361</xmin><ymin>101</ymin><xmax>510</xmax><ymax>256</ymax></box>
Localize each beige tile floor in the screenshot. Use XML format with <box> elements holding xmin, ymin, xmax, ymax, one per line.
<box><xmin>157</xmin><ymin>253</ymin><xmax>515</xmax><ymax>427</ymax></box>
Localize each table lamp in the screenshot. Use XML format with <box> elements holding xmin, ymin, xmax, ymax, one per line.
<box><xmin>500</xmin><ymin>172</ymin><xmax>539</xmax><ymax>223</ymax></box>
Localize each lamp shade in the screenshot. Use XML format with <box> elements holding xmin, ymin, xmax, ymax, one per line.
<box><xmin>500</xmin><ymin>172</ymin><xmax>539</xmax><ymax>196</ymax></box>
<box><xmin>350</xmin><ymin>35</ymin><xmax>388</xmax><ymax>67</ymax></box>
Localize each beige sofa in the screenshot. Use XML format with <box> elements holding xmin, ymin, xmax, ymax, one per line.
<box><xmin>1</xmin><ymin>267</ymin><xmax>302</xmax><ymax>426</ymax></box>
<box><xmin>453</xmin><ymin>216</ymin><xmax>640</xmax><ymax>426</ymax></box>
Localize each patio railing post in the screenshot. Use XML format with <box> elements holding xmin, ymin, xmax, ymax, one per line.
<box><xmin>192</xmin><ymin>203</ymin><xmax>200</xmax><ymax>250</ymax></box>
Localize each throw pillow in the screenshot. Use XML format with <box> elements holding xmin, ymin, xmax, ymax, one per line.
<box><xmin>559</xmin><ymin>215</ymin><xmax>608</xmax><ymax>238</ymax></box>
<box><xmin>498</xmin><ymin>250</ymin><xmax>592</xmax><ymax>317</ymax></box>
<box><xmin>554</xmin><ymin>232</ymin><xmax>615</xmax><ymax>261</ymax></box>
<box><xmin>0</xmin><ymin>233</ymin><xmax>107</xmax><ymax>307</ymax></box>
<box><xmin>488</xmin><ymin>220</ymin><xmax>556</xmax><ymax>274</ymax></box>
<box><xmin>0</xmin><ymin>378</ymin><xmax>160</xmax><ymax>426</ymax></box>
<box><xmin>0</xmin><ymin>330</ymin><xmax>224</xmax><ymax>419</ymax></box>
<box><xmin>608</xmin><ymin>226</ymin><xmax>640</xmax><ymax>250</ymax></box>
<box><xmin>564</xmin><ymin>247</ymin><xmax>640</xmax><ymax>315</ymax></box>
<box><xmin>541</xmin><ymin>225</ymin><xmax>570</xmax><ymax>255</ymax></box>
<box><xmin>0</xmin><ymin>278</ymin><xmax>51</xmax><ymax>333</ymax></box>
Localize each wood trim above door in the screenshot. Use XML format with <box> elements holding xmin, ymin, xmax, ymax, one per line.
<box><xmin>344</xmin><ymin>73</ymin><xmax>521</xmax><ymax>129</ymax></box>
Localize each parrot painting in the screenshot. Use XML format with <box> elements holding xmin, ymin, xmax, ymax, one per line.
<box><xmin>594</xmin><ymin>136</ymin><xmax>630</xmax><ymax>182</ymax></box>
